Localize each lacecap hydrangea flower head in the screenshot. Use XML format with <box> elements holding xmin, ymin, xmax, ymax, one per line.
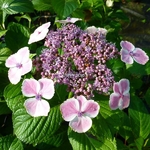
<box><xmin>6</xmin><ymin>19</ymin><xmax>149</xmax><ymax>135</ymax></box>
<box><xmin>34</xmin><ymin>23</ymin><xmax>119</xmax><ymax>99</ymax></box>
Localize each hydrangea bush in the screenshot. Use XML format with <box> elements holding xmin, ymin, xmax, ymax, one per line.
<box><xmin>0</xmin><ymin>0</ymin><xmax>150</xmax><ymax>149</ymax></box>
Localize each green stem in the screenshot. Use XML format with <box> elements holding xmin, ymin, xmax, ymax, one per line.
<box><xmin>68</xmin><ymin>91</ymin><xmax>73</xmax><ymax>98</ymax></box>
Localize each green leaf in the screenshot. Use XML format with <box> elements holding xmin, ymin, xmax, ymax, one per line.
<box><xmin>0</xmin><ymin>29</ymin><xmax>7</xmax><ymax>37</ymax></box>
<box><xmin>14</xmin><ymin>14</ymin><xmax>31</xmax><ymax>28</ymax></box>
<box><xmin>0</xmin><ymin>0</ymin><xmax>34</xmax><ymax>15</ymax></box>
<box><xmin>51</xmin><ymin>0</ymin><xmax>80</xmax><ymax>18</ymax></box>
<box><xmin>32</xmin><ymin>0</ymin><xmax>52</xmax><ymax>11</ymax></box>
<box><xmin>0</xmin><ymin>135</ymin><xmax>23</xmax><ymax>150</ymax></box>
<box><xmin>135</xmin><ymin>137</ymin><xmax>144</xmax><ymax>150</ymax></box>
<box><xmin>145</xmin><ymin>87</ymin><xmax>150</xmax><ymax>107</ymax></box>
<box><xmin>98</xmin><ymin>99</ymin><xmax>123</xmax><ymax>134</ymax></box>
<box><xmin>0</xmin><ymin>47</ymin><xmax>11</xmax><ymax>63</ymax></box>
<box><xmin>13</xmin><ymin>103</ymin><xmax>63</xmax><ymax>145</ymax></box>
<box><xmin>129</xmin><ymin>95</ymin><xmax>150</xmax><ymax>139</ymax></box>
<box><xmin>68</xmin><ymin>128</ymin><xmax>116</xmax><ymax>150</ymax></box>
<box><xmin>5</xmin><ymin>22</ymin><xmax>29</xmax><ymax>52</ymax></box>
<box><xmin>4</xmin><ymin>82</ymin><xmax>23</xmax><ymax>111</ymax></box>
<box><xmin>90</xmin><ymin>114</ymin><xmax>117</xmax><ymax>149</ymax></box>
<box><xmin>55</xmin><ymin>83</ymin><xmax>68</xmax><ymax>103</ymax></box>
<box><xmin>0</xmin><ymin>102</ymin><xmax>11</xmax><ymax>115</ymax></box>
<box><xmin>118</xmin><ymin>112</ymin><xmax>133</xmax><ymax>141</ymax></box>
<box><xmin>111</xmin><ymin>59</ymin><xmax>125</xmax><ymax>75</ymax></box>
<box><xmin>116</xmin><ymin>139</ymin><xmax>128</xmax><ymax>150</ymax></box>
<box><xmin>126</xmin><ymin>63</ymin><xmax>147</xmax><ymax>76</ymax></box>
<box><xmin>37</xmin><ymin>129</ymin><xmax>68</xmax><ymax>149</ymax></box>
<box><xmin>0</xmin><ymin>69</ymin><xmax>10</xmax><ymax>98</ymax></box>
<box><xmin>81</xmin><ymin>0</ymin><xmax>104</xmax><ymax>8</ymax></box>
<box><xmin>145</xmin><ymin>61</ymin><xmax>150</xmax><ymax>74</ymax></box>
<box><xmin>91</xmin><ymin>114</ymin><xmax>112</xmax><ymax>141</ymax></box>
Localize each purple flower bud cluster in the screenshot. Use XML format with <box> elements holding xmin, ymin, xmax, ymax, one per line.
<box><xmin>34</xmin><ymin>24</ymin><xmax>119</xmax><ymax>98</ymax></box>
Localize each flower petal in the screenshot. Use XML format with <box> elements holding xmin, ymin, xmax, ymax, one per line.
<box><xmin>22</xmin><ymin>79</ymin><xmax>40</xmax><ymax>97</ymax></box>
<box><xmin>60</xmin><ymin>98</ymin><xmax>79</xmax><ymax>121</ymax></box>
<box><xmin>77</xmin><ymin>95</ymin><xmax>87</xmax><ymax>110</ymax></box>
<box><xmin>21</xmin><ymin>59</ymin><xmax>32</xmax><ymax>75</ymax></box>
<box><xmin>133</xmin><ymin>48</ymin><xmax>149</xmax><ymax>65</ymax></box>
<box><xmin>38</xmin><ymin>78</ymin><xmax>55</xmax><ymax>99</ymax></box>
<box><xmin>5</xmin><ymin>53</ymin><xmax>18</xmax><ymax>68</ymax></box>
<box><xmin>81</xmin><ymin>100</ymin><xmax>100</xmax><ymax>118</ymax></box>
<box><xmin>109</xmin><ymin>93</ymin><xmax>120</xmax><ymax>110</ymax></box>
<box><xmin>120</xmin><ymin>49</ymin><xmax>133</xmax><ymax>64</ymax></box>
<box><xmin>8</xmin><ymin>67</ymin><xmax>22</xmax><ymax>84</ymax></box>
<box><xmin>17</xmin><ymin>47</ymin><xmax>30</xmax><ymax>64</ymax></box>
<box><xmin>120</xmin><ymin>41</ymin><xmax>135</xmax><ymax>52</ymax></box>
<box><xmin>24</xmin><ymin>98</ymin><xmax>50</xmax><ymax>117</ymax></box>
<box><xmin>122</xmin><ymin>93</ymin><xmax>130</xmax><ymax>110</ymax></box>
<box><xmin>28</xmin><ymin>22</ymin><xmax>51</xmax><ymax>44</ymax></box>
<box><xmin>86</xmin><ymin>26</ymin><xmax>107</xmax><ymax>35</ymax></box>
<box><xmin>113</xmin><ymin>82</ymin><xmax>120</xmax><ymax>94</ymax></box>
<box><xmin>86</xmin><ymin>26</ymin><xmax>98</xmax><ymax>34</ymax></box>
<box><xmin>69</xmin><ymin>116</ymin><xmax>92</xmax><ymax>133</ymax></box>
<box><xmin>55</xmin><ymin>17</ymin><xmax>81</xmax><ymax>24</ymax></box>
<box><xmin>119</xmin><ymin>79</ymin><xmax>130</xmax><ymax>94</ymax></box>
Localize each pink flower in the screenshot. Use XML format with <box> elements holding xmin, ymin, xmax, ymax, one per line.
<box><xmin>5</xmin><ymin>47</ymin><xmax>32</xmax><ymax>84</ymax></box>
<box><xmin>28</xmin><ymin>22</ymin><xmax>51</xmax><ymax>44</ymax></box>
<box><xmin>109</xmin><ymin>79</ymin><xmax>130</xmax><ymax>110</ymax></box>
<box><xmin>55</xmin><ymin>17</ymin><xmax>82</xmax><ymax>24</ymax></box>
<box><xmin>86</xmin><ymin>26</ymin><xmax>107</xmax><ymax>35</ymax></box>
<box><xmin>21</xmin><ymin>78</ymin><xmax>55</xmax><ymax>117</ymax></box>
<box><xmin>60</xmin><ymin>95</ymin><xmax>100</xmax><ymax>133</ymax></box>
<box><xmin>120</xmin><ymin>41</ymin><xmax>149</xmax><ymax>65</ymax></box>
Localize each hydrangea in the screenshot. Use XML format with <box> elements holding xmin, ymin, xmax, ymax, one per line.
<box><xmin>55</xmin><ymin>17</ymin><xmax>82</xmax><ymax>24</ymax></box>
<box><xmin>60</xmin><ymin>95</ymin><xmax>100</xmax><ymax>133</ymax></box>
<box><xmin>85</xmin><ymin>26</ymin><xmax>107</xmax><ymax>36</ymax></box>
<box><xmin>109</xmin><ymin>79</ymin><xmax>130</xmax><ymax>110</ymax></box>
<box><xmin>5</xmin><ymin>47</ymin><xmax>32</xmax><ymax>84</ymax></box>
<box><xmin>34</xmin><ymin>23</ymin><xmax>119</xmax><ymax>98</ymax></box>
<box><xmin>21</xmin><ymin>78</ymin><xmax>55</xmax><ymax>117</ymax></box>
<box><xmin>28</xmin><ymin>22</ymin><xmax>51</xmax><ymax>44</ymax></box>
<box><xmin>120</xmin><ymin>41</ymin><xmax>149</xmax><ymax>65</ymax></box>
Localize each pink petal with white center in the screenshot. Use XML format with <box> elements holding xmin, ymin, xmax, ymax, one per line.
<box><xmin>8</xmin><ymin>67</ymin><xmax>22</xmax><ymax>84</ymax></box>
<box><xmin>17</xmin><ymin>47</ymin><xmax>30</xmax><ymax>64</ymax></box>
<box><xmin>81</xmin><ymin>100</ymin><xmax>100</xmax><ymax>118</ymax></box>
<box><xmin>122</xmin><ymin>93</ymin><xmax>130</xmax><ymax>109</ymax></box>
<box><xmin>120</xmin><ymin>49</ymin><xmax>133</xmax><ymax>64</ymax></box>
<box><xmin>77</xmin><ymin>95</ymin><xmax>87</xmax><ymax>110</ymax></box>
<box><xmin>22</xmin><ymin>79</ymin><xmax>40</xmax><ymax>97</ymax></box>
<box><xmin>28</xmin><ymin>22</ymin><xmax>51</xmax><ymax>44</ymax></box>
<box><xmin>113</xmin><ymin>82</ymin><xmax>120</xmax><ymax>94</ymax></box>
<box><xmin>119</xmin><ymin>79</ymin><xmax>130</xmax><ymax>95</ymax></box>
<box><xmin>5</xmin><ymin>53</ymin><xmax>18</xmax><ymax>68</ymax></box>
<box><xmin>109</xmin><ymin>93</ymin><xmax>120</xmax><ymax>110</ymax></box>
<box><xmin>60</xmin><ymin>98</ymin><xmax>79</xmax><ymax>122</ymax></box>
<box><xmin>38</xmin><ymin>78</ymin><xmax>55</xmax><ymax>99</ymax></box>
<box><xmin>133</xmin><ymin>48</ymin><xmax>149</xmax><ymax>65</ymax></box>
<box><xmin>21</xmin><ymin>59</ymin><xmax>32</xmax><ymax>75</ymax></box>
<box><xmin>69</xmin><ymin>116</ymin><xmax>92</xmax><ymax>133</ymax></box>
<box><xmin>120</xmin><ymin>41</ymin><xmax>135</xmax><ymax>52</ymax></box>
<box><xmin>24</xmin><ymin>98</ymin><xmax>50</xmax><ymax>117</ymax></box>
